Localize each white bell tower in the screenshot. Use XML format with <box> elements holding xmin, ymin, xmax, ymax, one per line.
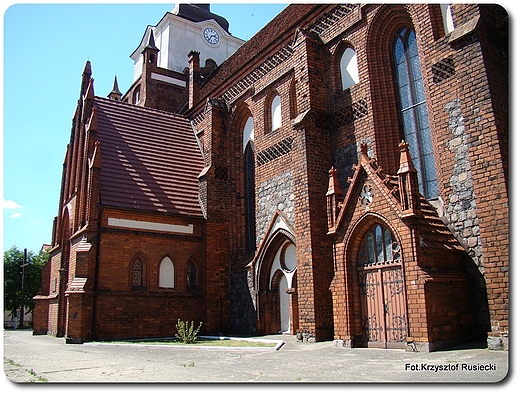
<box><xmin>130</xmin><ymin>4</ymin><xmax>244</xmax><ymax>82</ymax></box>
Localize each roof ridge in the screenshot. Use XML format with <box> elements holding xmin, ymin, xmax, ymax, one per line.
<box><xmin>94</xmin><ymin>96</ymin><xmax>190</xmax><ymax>121</ymax></box>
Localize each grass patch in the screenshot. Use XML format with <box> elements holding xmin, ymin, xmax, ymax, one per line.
<box><xmin>103</xmin><ymin>336</ymin><xmax>278</xmax><ymax>348</ymax></box>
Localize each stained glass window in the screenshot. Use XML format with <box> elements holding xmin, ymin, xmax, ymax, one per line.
<box><xmin>132</xmin><ymin>259</ymin><xmax>143</xmax><ymax>288</ymax></box>
<box><xmin>187</xmin><ymin>262</ymin><xmax>197</xmax><ymax>290</ymax></box>
<box><xmin>394</xmin><ymin>28</ymin><xmax>439</xmax><ymax>199</ymax></box>
<box><xmin>359</xmin><ymin>224</ymin><xmax>401</xmax><ymax>267</ymax></box>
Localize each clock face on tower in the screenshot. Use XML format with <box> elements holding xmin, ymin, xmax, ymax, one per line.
<box><xmin>203</xmin><ymin>27</ymin><xmax>220</xmax><ymax>45</ymax></box>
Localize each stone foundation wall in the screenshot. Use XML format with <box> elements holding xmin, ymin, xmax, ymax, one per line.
<box><xmin>256</xmin><ymin>171</ymin><xmax>295</xmax><ymax>243</ymax></box>
<box><xmin>229</xmin><ymin>269</ymin><xmax>257</xmax><ymax>335</ymax></box>
<box><xmin>444</xmin><ymin>98</ymin><xmax>483</xmax><ymax>271</ymax></box>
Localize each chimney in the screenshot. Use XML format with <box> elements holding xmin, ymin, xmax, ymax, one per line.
<box><xmin>188</xmin><ymin>50</ymin><xmax>201</xmax><ymax>109</ymax></box>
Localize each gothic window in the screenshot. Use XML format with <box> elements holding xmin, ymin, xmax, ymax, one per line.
<box><xmin>289</xmin><ymin>79</ymin><xmax>297</xmax><ymax>119</ymax></box>
<box><xmin>271</xmin><ymin>94</ymin><xmax>282</xmax><ymax>131</ymax></box>
<box><xmin>186</xmin><ymin>262</ymin><xmax>197</xmax><ymax>290</ymax></box>
<box><xmin>440</xmin><ymin>4</ymin><xmax>455</xmax><ymax>35</ymax></box>
<box><xmin>245</xmin><ymin>141</ymin><xmax>256</xmax><ymax>251</ymax></box>
<box><xmin>340</xmin><ymin>47</ymin><xmax>360</xmax><ymax>90</ymax></box>
<box><xmin>394</xmin><ymin>28</ymin><xmax>439</xmax><ymax>199</ymax></box>
<box><xmin>242</xmin><ymin>116</ymin><xmax>254</xmax><ymax>152</ymax></box>
<box><xmin>241</xmin><ymin>115</ymin><xmax>256</xmax><ymax>252</ymax></box>
<box><xmin>132</xmin><ymin>259</ymin><xmax>144</xmax><ymax>288</ymax></box>
<box><xmin>159</xmin><ymin>257</ymin><xmax>174</xmax><ymax>288</ymax></box>
<box><xmin>359</xmin><ymin>224</ymin><xmax>401</xmax><ymax>267</ymax></box>
<box><xmin>133</xmin><ymin>86</ymin><xmax>141</xmax><ymax>104</ymax></box>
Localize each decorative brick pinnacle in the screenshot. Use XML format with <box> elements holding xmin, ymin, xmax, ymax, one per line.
<box><xmin>327</xmin><ymin>166</ymin><xmax>343</xmax><ymax>197</ymax></box>
<box><xmin>397</xmin><ymin>140</ymin><xmax>417</xmax><ymax>174</ymax></box>
<box><xmin>360</xmin><ymin>143</ymin><xmax>368</xmax><ymax>156</ymax></box>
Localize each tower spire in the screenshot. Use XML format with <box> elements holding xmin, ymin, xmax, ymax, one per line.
<box><xmin>143</xmin><ymin>28</ymin><xmax>159</xmax><ymax>51</ymax></box>
<box><xmin>108</xmin><ymin>75</ymin><xmax>122</xmax><ymax>101</ymax></box>
<box><xmin>141</xmin><ymin>28</ymin><xmax>159</xmax><ymax>66</ymax></box>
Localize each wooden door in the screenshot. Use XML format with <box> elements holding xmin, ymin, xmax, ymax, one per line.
<box><xmin>359</xmin><ymin>265</ymin><xmax>407</xmax><ymax>348</ymax></box>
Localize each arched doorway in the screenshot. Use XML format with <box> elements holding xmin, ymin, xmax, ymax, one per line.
<box><xmin>357</xmin><ymin>224</ymin><xmax>407</xmax><ymax>348</ymax></box>
<box><xmin>279</xmin><ymin>275</ymin><xmax>290</xmax><ymax>332</ymax></box>
<box><xmin>273</xmin><ymin>241</ymin><xmax>297</xmax><ymax>333</ymax></box>
<box><xmin>257</xmin><ymin>231</ymin><xmax>298</xmax><ymax>335</ymax></box>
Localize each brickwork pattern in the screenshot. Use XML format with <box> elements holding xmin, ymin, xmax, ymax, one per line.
<box><xmin>35</xmin><ymin>4</ymin><xmax>507</xmax><ymax>350</ymax></box>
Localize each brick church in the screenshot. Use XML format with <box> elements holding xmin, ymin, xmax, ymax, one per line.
<box><xmin>33</xmin><ymin>4</ymin><xmax>508</xmax><ymax>351</ymax></box>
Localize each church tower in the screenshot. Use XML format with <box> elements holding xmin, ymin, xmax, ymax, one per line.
<box><xmin>130</xmin><ymin>4</ymin><xmax>243</xmax><ymax>77</ymax></box>
<box><xmin>122</xmin><ymin>4</ymin><xmax>244</xmax><ymax>113</ymax></box>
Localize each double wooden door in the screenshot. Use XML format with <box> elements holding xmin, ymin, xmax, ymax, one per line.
<box><xmin>359</xmin><ymin>265</ymin><xmax>407</xmax><ymax>348</ymax></box>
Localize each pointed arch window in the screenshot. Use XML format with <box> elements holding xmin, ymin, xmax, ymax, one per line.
<box><xmin>242</xmin><ymin>115</ymin><xmax>256</xmax><ymax>251</ymax></box>
<box><xmin>245</xmin><ymin>141</ymin><xmax>256</xmax><ymax>251</ymax></box>
<box><xmin>186</xmin><ymin>262</ymin><xmax>197</xmax><ymax>290</ymax></box>
<box><xmin>242</xmin><ymin>116</ymin><xmax>254</xmax><ymax>152</ymax></box>
<box><xmin>340</xmin><ymin>47</ymin><xmax>360</xmax><ymax>90</ymax></box>
<box><xmin>271</xmin><ymin>94</ymin><xmax>282</xmax><ymax>131</ymax></box>
<box><xmin>394</xmin><ymin>28</ymin><xmax>439</xmax><ymax>199</ymax></box>
<box><xmin>440</xmin><ymin>4</ymin><xmax>455</xmax><ymax>35</ymax></box>
<box><xmin>359</xmin><ymin>224</ymin><xmax>401</xmax><ymax>267</ymax></box>
<box><xmin>132</xmin><ymin>259</ymin><xmax>144</xmax><ymax>288</ymax></box>
<box><xmin>133</xmin><ymin>86</ymin><xmax>141</xmax><ymax>104</ymax></box>
<box><xmin>159</xmin><ymin>257</ymin><xmax>174</xmax><ymax>288</ymax></box>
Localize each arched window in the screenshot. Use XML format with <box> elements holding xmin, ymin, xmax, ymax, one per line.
<box><xmin>340</xmin><ymin>47</ymin><xmax>360</xmax><ymax>90</ymax></box>
<box><xmin>242</xmin><ymin>116</ymin><xmax>254</xmax><ymax>152</ymax></box>
<box><xmin>271</xmin><ymin>94</ymin><xmax>282</xmax><ymax>131</ymax></box>
<box><xmin>394</xmin><ymin>28</ymin><xmax>439</xmax><ymax>199</ymax></box>
<box><xmin>133</xmin><ymin>86</ymin><xmax>140</xmax><ymax>104</ymax></box>
<box><xmin>245</xmin><ymin>141</ymin><xmax>256</xmax><ymax>251</ymax></box>
<box><xmin>159</xmin><ymin>257</ymin><xmax>174</xmax><ymax>288</ymax></box>
<box><xmin>289</xmin><ymin>79</ymin><xmax>297</xmax><ymax>119</ymax></box>
<box><xmin>359</xmin><ymin>224</ymin><xmax>401</xmax><ymax>267</ymax></box>
<box><xmin>132</xmin><ymin>259</ymin><xmax>144</xmax><ymax>288</ymax></box>
<box><xmin>242</xmin><ymin>115</ymin><xmax>256</xmax><ymax>251</ymax></box>
<box><xmin>186</xmin><ymin>262</ymin><xmax>197</xmax><ymax>290</ymax></box>
<box><xmin>440</xmin><ymin>4</ymin><xmax>455</xmax><ymax>35</ymax></box>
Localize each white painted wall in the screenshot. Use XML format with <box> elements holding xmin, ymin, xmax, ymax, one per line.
<box><xmin>132</xmin><ymin>13</ymin><xmax>245</xmax><ymax>82</ymax></box>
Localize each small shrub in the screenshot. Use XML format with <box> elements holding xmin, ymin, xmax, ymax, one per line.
<box><xmin>175</xmin><ymin>319</ymin><xmax>203</xmax><ymax>344</ymax></box>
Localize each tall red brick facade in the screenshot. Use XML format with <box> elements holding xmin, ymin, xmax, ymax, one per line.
<box><xmin>34</xmin><ymin>4</ymin><xmax>508</xmax><ymax>351</ymax></box>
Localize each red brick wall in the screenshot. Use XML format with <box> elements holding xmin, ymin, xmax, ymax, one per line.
<box><xmin>89</xmin><ymin>209</ymin><xmax>206</xmax><ymax>339</ymax></box>
<box><xmin>35</xmin><ymin>4</ymin><xmax>507</xmax><ymax>349</ymax></box>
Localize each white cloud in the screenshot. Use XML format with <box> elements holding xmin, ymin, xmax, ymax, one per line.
<box><xmin>3</xmin><ymin>199</ymin><xmax>24</xmax><ymax>210</ymax></box>
<box><xmin>10</xmin><ymin>212</ymin><xmax>22</xmax><ymax>219</ymax></box>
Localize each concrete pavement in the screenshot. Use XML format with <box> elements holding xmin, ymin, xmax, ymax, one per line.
<box><xmin>3</xmin><ymin>329</ymin><xmax>510</xmax><ymax>384</ymax></box>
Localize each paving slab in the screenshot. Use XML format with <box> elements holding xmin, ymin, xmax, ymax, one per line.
<box><xmin>3</xmin><ymin>329</ymin><xmax>510</xmax><ymax>385</ymax></box>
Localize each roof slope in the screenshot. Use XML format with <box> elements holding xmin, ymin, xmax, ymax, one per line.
<box><xmin>94</xmin><ymin>97</ymin><xmax>204</xmax><ymax>217</ymax></box>
<box><xmin>199</xmin><ymin>4</ymin><xmax>318</xmax><ymax>98</ymax></box>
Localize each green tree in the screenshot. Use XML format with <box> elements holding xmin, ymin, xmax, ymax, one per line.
<box><xmin>3</xmin><ymin>246</ymin><xmax>49</xmax><ymax>320</ymax></box>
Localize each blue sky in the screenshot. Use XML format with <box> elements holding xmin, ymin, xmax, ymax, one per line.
<box><xmin>2</xmin><ymin>2</ymin><xmax>288</xmax><ymax>253</ymax></box>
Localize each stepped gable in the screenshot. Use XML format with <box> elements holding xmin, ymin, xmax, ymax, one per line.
<box><xmin>93</xmin><ymin>97</ymin><xmax>204</xmax><ymax>216</ymax></box>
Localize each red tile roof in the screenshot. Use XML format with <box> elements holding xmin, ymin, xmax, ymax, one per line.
<box><xmin>93</xmin><ymin>97</ymin><xmax>204</xmax><ymax>217</ymax></box>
